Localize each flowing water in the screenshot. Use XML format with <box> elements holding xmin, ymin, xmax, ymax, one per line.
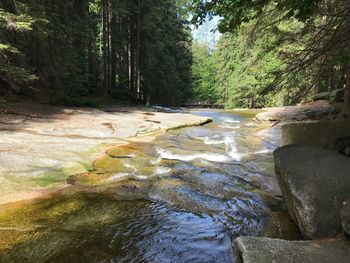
<box><xmin>0</xmin><ymin>110</ymin><xmax>299</xmax><ymax>263</ymax></box>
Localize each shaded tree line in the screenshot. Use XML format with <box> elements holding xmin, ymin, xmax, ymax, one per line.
<box><xmin>0</xmin><ymin>0</ymin><xmax>192</xmax><ymax>106</ymax></box>
<box><xmin>190</xmin><ymin>0</ymin><xmax>350</xmax><ymax>115</ymax></box>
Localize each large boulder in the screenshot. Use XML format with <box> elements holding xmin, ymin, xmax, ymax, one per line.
<box><xmin>274</xmin><ymin>145</ymin><xmax>350</xmax><ymax>239</ymax></box>
<box><xmin>313</xmin><ymin>92</ymin><xmax>330</xmax><ymax>101</ymax></box>
<box><xmin>256</xmin><ymin>101</ymin><xmax>331</xmax><ymax>122</ymax></box>
<box><xmin>281</xmin><ymin>119</ymin><xmax>350</xmax><ymax>150</ymax></box>
<box><xmin>313</xmin><ymin>89</ymin><xmax>345</xmax><ymax>103</ymax></box>
<box><xmin>235</xmin><ymin>236</ymin><xmax>350</xmax><ymax>263</ymax></box>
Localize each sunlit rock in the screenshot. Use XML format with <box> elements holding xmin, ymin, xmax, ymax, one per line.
<box><xmin>274</xmin><ymin>145</ymin><xmax>350</xmax><ymax>239</ymax></box>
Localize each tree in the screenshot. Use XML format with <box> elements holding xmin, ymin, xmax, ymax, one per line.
<box><xmin>189</xmin><ymin>0</ymin><xmax>350</xmax><ymax>114</ymax></box>
<box><xmin>191</xmin><ymin>42</ymin><xmax>218</xmax><ymax>104</ymax></box>
<box><xmin>0</xmin><ymin>0</ymin><xmax>193</xmax><ymax>107</ymax></box>
<box><xmin>0</xmin><ymin>1</ymin><xmax>38</xmax><ymax>94</ymax></box>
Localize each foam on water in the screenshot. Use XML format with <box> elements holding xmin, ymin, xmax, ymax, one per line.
<box><xmin>204</xmin><ymin>135</ymin><xmax>227</xmax><ymax>145</ymax></box>
<box><xmin>150</xmin><ymin>156</ymin><xmax>162</xmax><ymax>165</ymax></box>
<box><xmin>157</xmin><ymin>148</ymin><xmax>231</xmax><ymax>162</ymax></box>
<box><xmin>221</xmin><ymin>118</ymin><xmax>241</xmax><ymax>123</ymax></box>
<box><xmin>154</xmin><ymin>166</ymin><xmax>172</xmax><ymax>175</ymax></box>
<box><xmin>108</xmin><ymin>173</ymin><xmax>130</xmax><ymax>181</ymax></box>
<box><xmin>135</xmin><ymin>175</ymin><xmax>148</xmax><ymax>180</ymax></box>
<box><xmin>123</xmin><ymin>161</ymin><xmax>137</xmax><ymax>173</ymax></box>
<box><xmin>254</xmin><ymin>149</ymin><xmax>272</xmax><ymax>154</ymax></box>
<box><xmin>218</xmin><ymin>124</ymin><xmax>241</xmax><ymax>129</ymax></box>
<box><xmin>203</xmin><ymin>132</ymin><xmax>243</xmax><ymax>161</ymax></box>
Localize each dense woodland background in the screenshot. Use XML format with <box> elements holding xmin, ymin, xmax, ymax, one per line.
<box><xmin>190</xmin><ymin>0</ymin><xmax>350</xmax><ymax>114</ymax></box>
<box><xmin>0</xmin><ymin>0</ymin><xmax>349</xmax><ymax>115</ymax></box>
<box><xmin>0</xmin><ymin>0</ymin><xmax>192</xmax><ymax>106</ymax></box>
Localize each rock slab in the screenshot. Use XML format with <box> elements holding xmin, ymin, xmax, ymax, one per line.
<box><xmin>281</xmin><ymin>118</ymin><xmax>350</xmax><ymax>150</ymax></box>
<box><xmin>235</xmin><ymin>236</ymin><xmax>350</xmax><ymax>263</ymax></box>
<box><xmin>274</xmin><ymin>145</ymin><xmax>350</xmax><ymax>239</ymax></box>
<box><xmin>256</xmin><ymin>101</ymin><xmax>331</xmax><ymax>122</ymax></box>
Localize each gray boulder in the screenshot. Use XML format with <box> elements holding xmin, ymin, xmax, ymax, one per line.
<box><xmin>313</xmin><ymin>89</ymin><xmax>345</xmax><ymax>103</ymax></box>
<box><xmin>281</xmin><ymin>118</ymin><xmax>350</xmax><ymax>151</ymax></box>
<box><xmin>341</xmin><ymin>200</ymin><xmax>350</xmax><ymax>236</ymax></box>
<box><xmin>274</xmin><ymin>145</ymin><xmax>350</xmax><ymax>239</ymax></box>
<box><xmin>256</xmin><ymin>101</ymin><xmax>331</xmax><ymax>122</ymax></box>
<box><xmin>313</xmin><ymin>92</ymin><xmax>330</xmax><ymax>101</ymax></box>
<box><xmin>235</xmin><ymin>236</ymin><xmax>350</xmax><ymax>263</ymax></box>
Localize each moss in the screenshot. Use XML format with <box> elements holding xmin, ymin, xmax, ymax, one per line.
<box><xmin>0</xmin><ymin>230</ymin><xmax>46</xmax><ymax>251</ymax></box>
<box><xmin>3</xmin><ymin>172</ymin><xmax>66</xmax><ymax>189</ymax></box>
<box><xmin>69</xmin><ymin>172</ymin><xmax>108</xmax><ymax>186</ymax></box>
<box><xmin>94</xmin><ymin>156</ymin><xmax>133</xmax><ymax>173</ymax></box>
<box><xmin>0</xmin><ymin>193</ymin><xmax>89</xmax><ymax>251</ymax></box>
<box><xmin>107</xmin><ymin>143</ymin><xmax>143</xmax><ymax>158</ymax></box>
<box><xmin>41</xmin><ymin>197</ymin><xmax>84</xmax><ymax>220</ymax></box>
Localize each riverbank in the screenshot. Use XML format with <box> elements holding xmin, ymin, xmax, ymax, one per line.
<box><xmin>0</xmin><ymin>108</ymin><xmax>299</xmax><ymax>262</ymax></box>
<box><xmin>0</xmin><ymin>101</ymin><xmax>330</xmax><ymax>206</ymax></box>
<box><xmin>2</xmin><ymin>102</ymin><xmax>348</xmax><ymax>262</ymax></box>
<box><xmin>0</xmin><ymin>102</ymin><xmax>211</xmax><ymax>205</ymax></box>
<box><xmin>235</xmin><ymin>102</ymin><xmax>350</xmax><ymax>262</ymax></box>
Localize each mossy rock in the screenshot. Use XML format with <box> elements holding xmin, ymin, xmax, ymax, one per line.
<box><xmin>107</xmin><ymin>143</ymin><xmax>145</xmax><ymax>157</ymax></box>
<box><xmin>68</xmin><ymin>172</ymin><xmax>109</xmax><ymax>186</ymax></box>
<box><xmin>94</xmin><ymin>156</ymin><xmax>133</xmax><ymax>173</ymax></box>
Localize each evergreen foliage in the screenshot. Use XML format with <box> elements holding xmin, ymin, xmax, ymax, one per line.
<box><xmin>1</xmin><ymin>0</ymin><xmax>349</xmax><ymax>113</ymax></box>
<box><xmin>0</xmin><ymin>0</ymin><xmax>193</xmax><ymax>106</ymax></box>
<box><xmin>190</xmin><ymin>0</ymin><xmax>350</xmax><ymax>113</ymax></box>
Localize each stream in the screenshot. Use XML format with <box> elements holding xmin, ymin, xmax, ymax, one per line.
<box><xmin>0</xmin><ymin>110</ymin><xmax>299</xmax><ymax>263</ymax></box>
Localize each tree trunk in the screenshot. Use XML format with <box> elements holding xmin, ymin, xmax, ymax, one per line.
<box><xmin>102</xmin><ymin>0</ymin><xmax>108</xmax><ymax>94</ymax></box>
<box><xmin>328</xmin><ymin>66</ymin><xmax>336</xmax><ymax>92</ymax></box>
<box><xmin>107</xmin><ymin>1</ymin><xmax>111</xmax><ymax>90</ymax></box>
<box><xmin>111</xmin><ymin>14</ymin><xmax>117</xmax><ymax>89</ymax></box>
<box><xmin>343</xmin><ymin>65</ymin><xmax>350</xmax><ymax>116</ymax></box>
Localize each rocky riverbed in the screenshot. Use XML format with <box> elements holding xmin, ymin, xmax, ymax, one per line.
<box><xmin>235</xmin><ymin>105</ymin><xmax>350</xmax><ymax>263</ymax></box>
<box><xmin>0</xmin><ymin>103</ymin><xmax>211</xmax><ymax>205</ymax></box>
<box><xmin>0</xmin><ymin>103</ymin><xmax>349</xmax><ymax>262</ymax></box>
<box><xmin>0</xmin><ymin>106</ymin><xmax>302</xmax><ymax>262</ymax></box>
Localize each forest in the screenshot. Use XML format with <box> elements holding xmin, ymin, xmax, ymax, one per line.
<box><xmin>191</xmin><ymin>0</ymin><xmax>350</xmax><ymax>115</ymax></box>
<box><xmin>0</xmin><ymin>1</ymin><xmax>350</xmax><ymax>262</ymax></box>
<box><xmin>0</xmin><ymin>0</ymin><xmax>350</xmax><ymax>115</ymax></box>
<box><xmin>0</xmin><ymin>0</ymin><xmax>192</xmax><ymax>107</ymax></box>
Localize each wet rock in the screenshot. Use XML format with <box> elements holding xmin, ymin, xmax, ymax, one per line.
<box><xmin>274</xmin><ymin>145</ymin><xmax>350</xmax><ymax>239</ymax></box>
<box><xmin>0</xmin><ymin>103</ymin><xmax>210</xmax><ymax>205</ymax></box>
<box><xmin>261</xmin><ymin>211</ymin><xmax>302</xmax><ymax>240</ymax></box>
<box><xmin>281</xmin><ymin>119</ymin><xmax>350</xmax><ymax>150</ymax></box>
<box><xmin>256</xmin><ymin>101</ymin><xmax>331</xmax><ymax>122</ymax></box>
<box><xmin>235</xmin><ymin>236</ymin><xmax>350</xmax><ymax>263</ymax></box>
<box><xmin>341</xmin><ymin>199</ymin><xmax>350</xmax><ymax>236</ymax></box>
